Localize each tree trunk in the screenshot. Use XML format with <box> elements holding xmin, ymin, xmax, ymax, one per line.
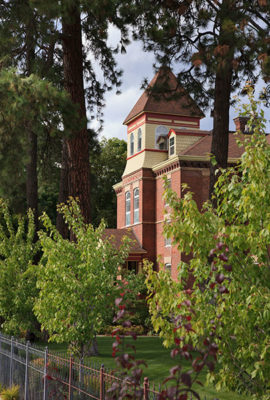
<box><xmin>60</xmin><ymin>5</ymin><xmax>91</xmax><ymax>231</ymax></box>
<box><xmin>26</xmin><ymin>130</ymin><xmax>38</xmax><ymax>229</ymax></box>
<box><xmin>209</xmin><ymin>1</ymin><xmax>234</xmax><ymax>203</ymax></box>
<box><xmin>25</xmin><ymin>4</ymin><xmax>38</xmax><ymax>232</ymax></box>
<box><xmin>209</xmin><ymin>66</ymin><xmax>233</xmax><ymax>201</ymax></box>
<box><xmin>56</xmin><ymin>140</ymin><xmax>69</xmax><ymax>238</ymax></box>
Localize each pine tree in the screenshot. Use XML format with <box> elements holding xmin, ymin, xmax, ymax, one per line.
<box><xmin>0</xmin><ymin>0</ymin><xmax>62</xmax><ymax>226</ymax></box>
<box><xmin>132</xmin><ymin>0</ymin><xmax>269</xmax><ymax>199</ymax></box>
<box><xmin>27</xmin><ymin>0</ymin><xmax>132</xmax><ymax>235</ymax></box>
<box><xmin>0</xmin><ymin>0</ymin><xmax>131</xmax><ymax>235</ymax></box>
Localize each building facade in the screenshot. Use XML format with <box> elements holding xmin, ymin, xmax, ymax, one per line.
<box><xmin>113</xmin><ymin>67</ymin><xmax>245</xmax><ymax>280</ymax></box>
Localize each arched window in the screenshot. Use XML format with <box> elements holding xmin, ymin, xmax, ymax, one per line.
<box><xmin>125</xmin><ymin>191</ymin><xmax>131</xmax><ymax>226</ymax></box>
<box><xmin>133</xmin><ymin>188</ymin><xmax>139</xmax><ymax>224</ymax></box>
<box><xmin>155</xmin><ymin>125</ymin><xmax>169</xmax><ymax>149</ymax></box>
<box><xmin>137</xmin><ymin>128</ymin><xmax>142</xmax><ymax>152</ymax></box>
<box><xmin>130</xmin><ymin>132</ymin><xmax>134</xmax><ymax>156</ymax></box>
<box><xmin>165</xmin><ymin>263</ymin><xmax>171</xmax><ymax>275</ymax></box>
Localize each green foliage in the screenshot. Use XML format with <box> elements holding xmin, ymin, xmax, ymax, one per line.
<box><xmin>0</xmin><ymin>385</ymin><xmax>20</xmax><ymax>400</ymax></box>
<box><xmin>0</xmin><ymin>69</ymin><xmax>79</xmax><ymax>213</ymax></box>
<box><xmin>34</xmin><ymin>198</ymin><xmax>131</xmax><ymax>356</ymax></box>
<box><xmin>0</xmin><ymin>200</ymin><xmax>39</xmax><ymax>335</ymax></box>
<box><xmin>145</xmin><ymin>91</ymin><xmax>270</xmax><ymax>399</ymax></box>
<box><xmin>132</xmin><ymin>0</ymin><xmax>266</xmax><ymax>109</ymax></box>
<box><xmin>104</xmin><ymin>324</ymin><xmax>145</xmax><ymax>335</ymax></box>
<box><xmin>91</xmin><ymin>137</ymin><xmax>127</xmax><ymax>228</ymax></box>
<box><xmin>122</xmin><ymin>271</ymin><xmax>152</xmax><ymax>329</ymax></box>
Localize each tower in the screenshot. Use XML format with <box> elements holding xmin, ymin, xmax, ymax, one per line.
<box><xmin>114</xmin><ymin>67</ymin><xmax>205</xmax><ymax>269</ymax></box>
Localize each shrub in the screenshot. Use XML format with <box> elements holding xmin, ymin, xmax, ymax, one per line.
<box><xmin>0</xmin><ymin>385</ymin><xmax>20</xmax><ymax>400</ymax></box>
<box><xmin>104</xmin><ymin>325</ymin><xmax>145</xmax><ymax>335</ymax></box>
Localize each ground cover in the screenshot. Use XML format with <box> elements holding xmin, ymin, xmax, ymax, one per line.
<box><xmin>47</xmin><ymin>336</ymin><xmax>250</xmax><ymax>400</ymax></box>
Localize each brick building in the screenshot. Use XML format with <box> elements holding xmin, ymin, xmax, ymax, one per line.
<box><xmin>110</xmin><ymin>67</ymin><xmax>248</xmax><ymax>280</ymax></box>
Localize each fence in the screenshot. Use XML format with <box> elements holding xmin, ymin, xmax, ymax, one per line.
<box><xmin>0</xmin><ymin>332</ymin><xmax>160</xmax><ymax>400</ymax></box>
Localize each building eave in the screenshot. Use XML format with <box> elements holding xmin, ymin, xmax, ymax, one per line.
<box><xmin>124</xmin><ymin>110</ymin><xmax>204</xmax><ymax>126</ymax></box>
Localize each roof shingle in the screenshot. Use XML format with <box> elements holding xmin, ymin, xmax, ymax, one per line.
<box><xmin>103</xmin><ymin>228</ymin><xmax>147</xmax><ymax>254</ymax></box>
<box><xmin>123</xmin><ymin>67</ymin><xmax>204</xmax><ymax>125</ymax></box>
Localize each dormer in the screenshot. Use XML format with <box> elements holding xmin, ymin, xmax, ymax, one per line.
<box><xmin>122</xmin><ymin>67</ymin><xmax>204</xmax><ymax>176</ymax></box>
<box><xmin>157</xmin><ymin>135</ymin><xmax>168</xmax><ymax>150</ymax></box>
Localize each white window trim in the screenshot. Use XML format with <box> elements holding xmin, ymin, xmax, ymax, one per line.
<box><xmin>169</xmin><ymin>136</ymin><xmax>175</xmax><ymax>156</ymax></box>
<box><xmin>130</xmin><ymin>132</ymin><xmax>134</xmax><ymax>156</ymax></box>
<box><xmin>137</xmin><ymin>128</ymin><xmax>142</xmax><ymax>152</ymax></box>
<box><xmin>125</xmin><ymin>191</ymin><xmax>131</xmax><ymax>226</ymax></box>
<box><xmin>133</xmin><ymin>188</ymin><xmax>139</xmax><ymax>224</ymax></box>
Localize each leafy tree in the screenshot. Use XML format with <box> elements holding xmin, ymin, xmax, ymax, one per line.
<box><xmin>0</xmin><ymin>199</ymin><xmax>39</xmax><ymax>336</ymax></box>
<box><xmin>91</xmin><ymin>137</ymin><xmax>127</xmax><ymax>228</ymax></box>
<box><xmin>132</xmin><ymin>0</ymin><xmax>268</xmax><ymax>199</ymax></box>
<box><xmin>34</xmin><ymin>198</ymin><xmax>131</xmax><ymax>357</ymax></box>
<box><xmin>144</xmin><ymin>91</ymin><xmax>270</xmax><ymax>398</ymax></box>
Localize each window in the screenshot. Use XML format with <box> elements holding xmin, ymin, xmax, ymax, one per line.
<box><xmin>155</xmin><ymin>125</ymin><xmax>169</xmax><ymax>149</ymax></box>
<box><xmin>137</xmin><ymin>128</ymin><xmax>142</xmax><ymax>152</ymax></box>
<box><xmin>165</xmin><ymin>236</ymin><xmax>171</xmax><ymax>247</ymax></box>
<box><xmin>125</xmin><ymin>191</ymin><xmax>131</xmax><ymax>226</ymax></box>
<box><xmin>130</xmin><ymin>132</ymin><xmax>134</xmax><ymax>156</ymax></box>
<box><xmin>165</xmin><ymin>263</ymin><xmax>171</xmax><ymax>274</ymax></box>
<box><xmin>158</xmin><ymin>137</ymin><xmax>167</xmax><ymax>150</ymax></box>
<box><xmin>134</xmin><ymin>188</ymin><xmax>139</xmax><ymax>224</ymax></box>
<box><xmin>169</xmin><ymin>136</ymin><xmax>175</xmax><ymax>156</ymax></box>
<box><xmin>127</xmin><ymin>261</ymin><xmax>138</xmax><ymax>274</ymax></box>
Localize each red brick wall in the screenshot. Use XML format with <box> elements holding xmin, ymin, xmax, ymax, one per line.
<box><xmin>116</xmin><ymin>168</ymin><xmax>156</xmax><ymax>264</ymax></box>
<box><xmin>181</xmin><ymin>168</ymin><xmax>210</xmax><ymax>209</ymax></box>
<box><xmin>115</xmin><ymin>165</ymin><xmax>210</xmax><ymax>280</ymax></box>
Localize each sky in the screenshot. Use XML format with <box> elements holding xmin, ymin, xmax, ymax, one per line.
<box><xmin>89</xmin><ymin>27</ymin><xmax>269</xmax><ymax>142</ymax></box>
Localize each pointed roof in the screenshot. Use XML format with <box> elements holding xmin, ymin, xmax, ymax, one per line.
<box><xmin>123</xmin><ymin>67</ymin><xmax>204</xmax><ymax>125</ymax></box>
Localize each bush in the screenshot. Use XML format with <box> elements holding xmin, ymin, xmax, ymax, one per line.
<box><xmin>104</xmin><ymin>325</ymin><xmax>145</xmax><ymax>335</ymax></box>
<box><xmin>0</xmin><ymin>385</ymin><xmax>20</xmax><ymax>400</ymax></box>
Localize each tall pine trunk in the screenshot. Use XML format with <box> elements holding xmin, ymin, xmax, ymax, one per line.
<box><xmin>56</xmin><ymin>140</ymin><xmax>69</xmax><ymax>238</ymax></box>
<box><xmin>25</xmin><ymin>4</ymin><xmax>38</xmax><ymax>232</ymax></box>
<box><xmin>209</xmin><ymin>65</ymin><xmax>233</xmax><ymax>201</ymax></box>
<box><xmin>58</xmin><ymin>4</ymin><xmax>91</xmax><ymax>235</ymax></box>
<box><xmin>209</xmin><ymin>0</ymin><xmax>234</xmax><ymax>203</ymax></box>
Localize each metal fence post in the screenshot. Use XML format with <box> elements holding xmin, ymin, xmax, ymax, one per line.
<box><xmin>43</xmin><ymin>346</ymin><xmax>48</xmax><ymax>400</ymax></box>
<box><xmin>68</xmin><ymin>354</ymin><xmax>73</xmax><ymax>400</ymax></box>
<box><xmin>100</xmin><ymin>364</ymin><xmax>104</xmax><ymax>400</ymax></box>
<box><xmin>9</xmin><ymin>336</ymin><xmax>14</xmax><ymax>387</ymax></box>
<box><xmin>24</xmin><ymin>340</ymin><xmax>30</xmax><ymax>400</ymax></box>
<box><xmin>143</xmin><ymin>377</ymin><xmax>149</xmax><ymax>400</ymax></box>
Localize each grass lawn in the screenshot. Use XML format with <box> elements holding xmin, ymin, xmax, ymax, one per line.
<box><xmin>47</xmin><ymin>336</ymin><xmax>249</xmax><ymax>400</ymax></box>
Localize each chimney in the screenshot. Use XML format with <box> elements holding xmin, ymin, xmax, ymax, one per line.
<box><xmin>233</xmin><ymin>116</ymin><xmax>249</xmax><ymax>133</ymax></box>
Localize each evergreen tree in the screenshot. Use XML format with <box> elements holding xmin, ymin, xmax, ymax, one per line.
<box><xmin>0</xmin><ymin>0</ymin><xmax>63</xmax><ymax>226</ymax></box>
<box><xmin>132</xmin><ymin>0</ymin><xmax>269</xmax><ymax>199</ymax></box>
<box><xmin>30</xmin><ymin>0</ymin><xmax>131</xmax><ymax>235</ymax></box>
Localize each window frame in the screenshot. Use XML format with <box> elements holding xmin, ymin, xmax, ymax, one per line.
<box><xmin>125</xmin><ymin>191</ymin><xmax>131</xmax><ymax>226</ymax></box>
<box><xmin>133</xmin><ymin>187</ymin><xmax>139</xmax><ymax>224</ymax></box>
<box><xmin>169</xmin><ymin>136</ymin><xmax>175</xmax><ymax>156</ymax></box>
<box><xmin>137</xmin><ymin>128</ymin><xmax>142</xmax><ymax>152</ymax></box>
<box><xmin>164</xmin><ymin>236</ymin><xmax>172</xmax><ymax>247</ymax></box>
<box><xmin>165</xmin><ymin>263</ymin><xmax>172</xmax><ymax>275</ymax></box>
<box><xmin>130</xmin><ymin>132</ymin><xmax>134</xmax><ymax>156</ymax></box>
